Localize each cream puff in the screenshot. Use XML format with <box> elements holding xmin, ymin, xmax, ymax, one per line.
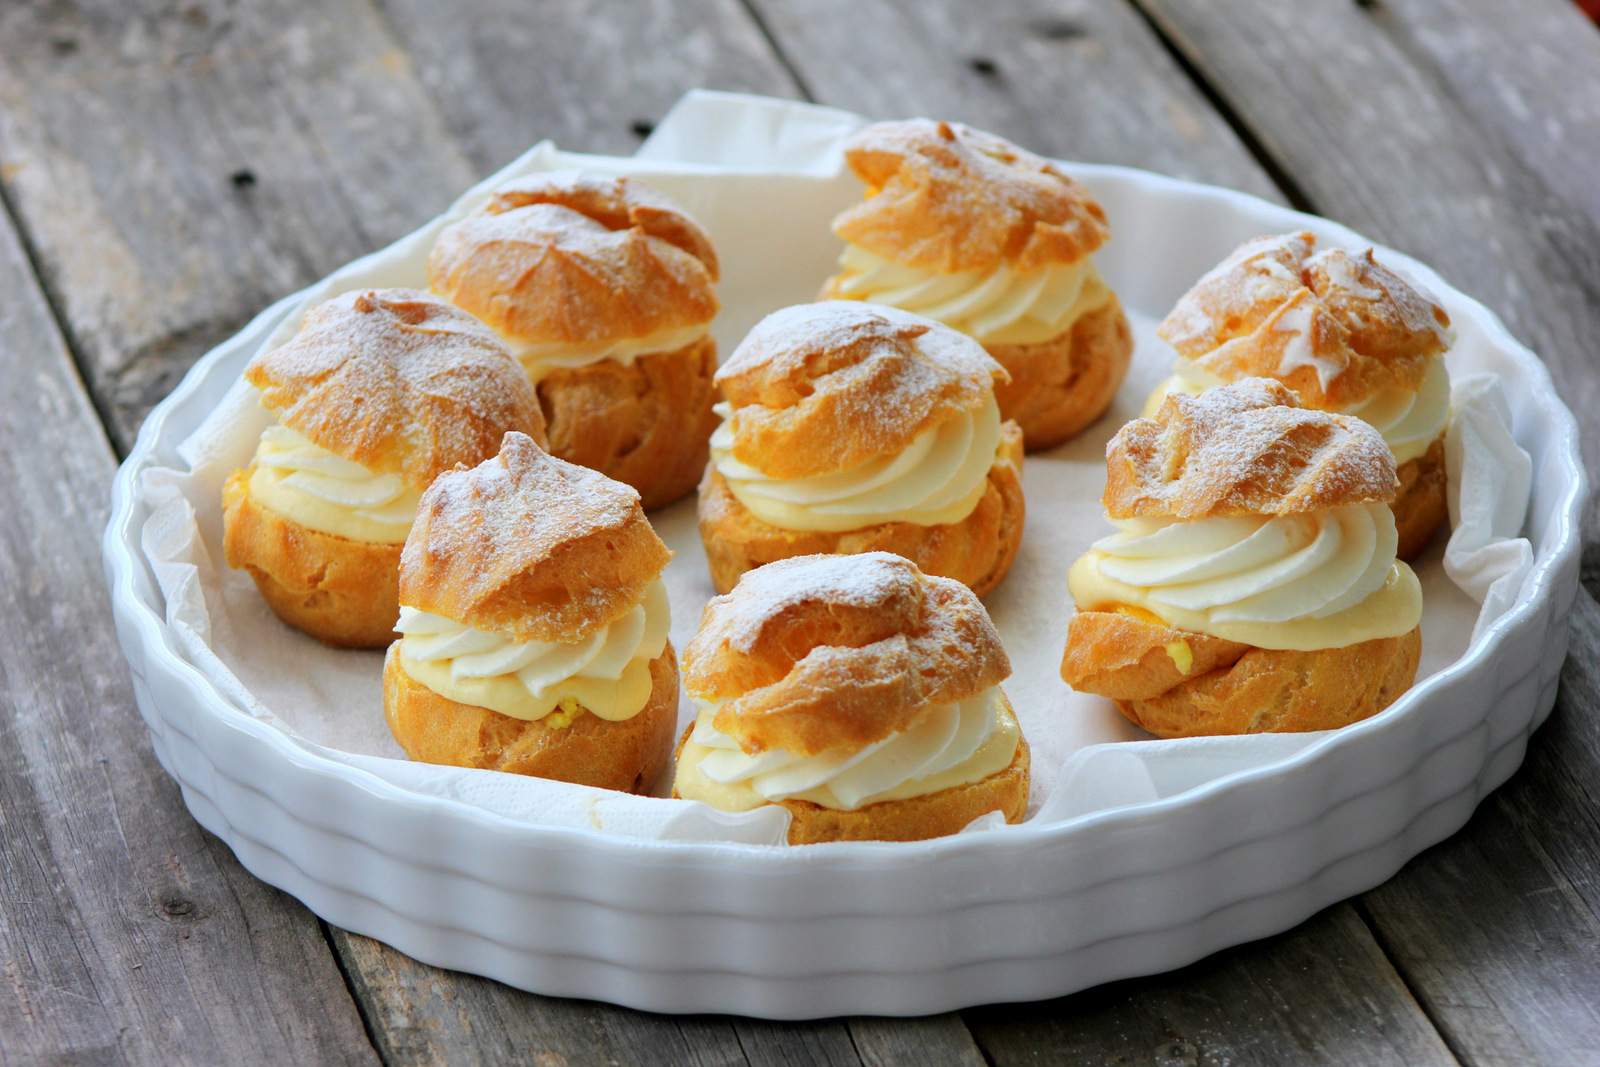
<box><xmin>1150</xmin><ymin>231</ymin><xmax>1453</xmax><ymax>560</ymax></box>
<box><xmin>427</xmin><ymin>170</ymin><xmax>720</xmax><ymax>509</ymax></box>
<box><xmin>673</xmin><ymin>552</ymin><xmax>1028</xmax><ymax>843</ymax></box>
<box><xmin>223</xmin><ymin>289</ymin><xmax>545</xmax><ymax>648</ymax></box>
<box><xmin>821</xmin><ymin>119</ymin><xmax>1132</xmax><ymax>451</ymax></box>
<box><xmin>1060</xmin><ymin>379</ymin><xmax>1423</xmax><ymax>737</ymax></box>
<box><xmin>382</xmin><ymin>431</ymin><xmax>678</xmax><ymax>791</ymax></box>
<box><xmin>698</xmin><ymin>301</ymin><xmax>1025</xmax><ymax>598</ymax></box>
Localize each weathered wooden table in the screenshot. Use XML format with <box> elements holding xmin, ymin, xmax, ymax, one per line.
<box><xmin>3</xmin><ymin>0</ymin><xmax>1598</xmax><ymax>1062</ymax></box>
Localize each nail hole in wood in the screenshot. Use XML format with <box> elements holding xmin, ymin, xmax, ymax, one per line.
<box><xmin>1354</xmin><ymin>0</ymin><xmax>1381</xmax><ymax>9</ymax></box>
<box><xmin>162</xmin><ymin>897</ymin><xmax>195</xmax><ymax>918</ymax></box>
<box><xmin>230</xmin><ymin>169</ymin><xmax>256</xmax><ymax>190</ymax></box>
<box><xmin>630</xmin><ymin>120</ymin><xmax>655</xmax><ymax>138</ymax></box>
<box><xmin>51</xmin><ymin>37</ymin><xmax>78</xmax><ymax>56</ymax></box>
<box><xmin>1030</xmin><ymin>18</ymin><xmax>1088</xmax><ymax>40</ymax></box>
<box><xmin>969</xmin><ymin>56</ymin><xmax>1001</xmax><ymax>77</ymax></box>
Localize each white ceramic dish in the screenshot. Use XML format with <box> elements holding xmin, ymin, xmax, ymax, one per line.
<box><xmin>104</xmin><ymin>97</ymin><xmax>1585</xmax><ymax>1018</ymax></box>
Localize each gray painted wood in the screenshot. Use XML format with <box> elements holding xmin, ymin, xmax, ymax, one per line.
<box><xmin>1132</xmin><ymin>0</ymin><xmax>1600</xmax><ymax>559</ymax></box>
<box><xmin>967</xmin><ymin>905</ymin><xmax>1459</xmax><ymax>1066</ymax></box>
<box><xmin>0</xmin><ymin>187</ymin><xmax>377</xmax><ymax>1063</ymax></box>
<box><xmin>1374</xmin><ymin>0</ymin><xmax>1600</xmax><ymax>239</ymax></box>
<box><xmin>1358</xmin><ymin>589</ymin><xmax>1600</xmax><ymax>1067</ymax></box>
<box><xmin>374</xmin><ymin>0</ymin><xmax>801</xmax><ymax>173</ymax></box>
<box><xmin>741</xmin><ymin>0</ymin><xmax>1283</xmax><ymax>199</ymax></box>
<box><xmin>0</xmin><ymin>0</ymin><xmax>478</xmax><ymax>449</ymax></box>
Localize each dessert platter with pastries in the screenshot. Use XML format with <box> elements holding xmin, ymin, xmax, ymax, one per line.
<box><xmin>105</xmin><ymin>91</ymin><xmax>1584</xmax><ymax>1019</ymax></box>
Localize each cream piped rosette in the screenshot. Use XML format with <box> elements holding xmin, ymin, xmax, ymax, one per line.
<box><xmin>382</xmin><ymin>432</ymin><xmax>679</xmax><ymax>790</ymax></box>
<box><xmin>1061</xmin><ymin>379</ymin><xmax>1425</xmax><ymax>738</ymax></box>
<box><xmin>427</xmin><ymin>170</ymin><xmax>722</xmax><ymax>510</ymax></box>
<box><xmin>1148</xmin><ymin>232</ymin><xmax>1454</xmax><ymax>558</ymax></box>
<box><xmin>697</xmin><ymin>302</ymin><xmax>1026</xmax><ymax>598</ymax></box>
<box><xmin>222</xmin><ymin>288</ymin><xmax>545</xmax><ymax>648</ymax></box>
<box><xmin>820</xmin><ymin>119</ymin><xmax>1132</xmax><ymax>450</ymax></box>
<box><xmin>673</xmin><ymin>553</ymin><xmax>1028</xmax><ymax>843</ymax></box>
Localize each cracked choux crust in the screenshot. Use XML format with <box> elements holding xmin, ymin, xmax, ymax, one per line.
<box><xmin>385</xmin><ymin>640</ymin><xmax>679</xmax><ymax>792</ymax></box>
<box><xmin>225</xmin><ymin>288</ymin><xmax>544</xmax><ymax>648</ymax></box>
<box><xmin>537</xmin><ymin>334</ymin><xmax>720</xmax><ymax>510</ymax></box>
<box><xmin>1105</xmin><ymin>378</ymin><xmax>1397</xmax><ymax>520</ymax></box>
<box><xmin>672</xmin><ymin>695</ymin><xmax>1030</xmax><ymax>844</ymax></box>
<box><xmin>1396</xmin><ymin>437</ymin><xmax>1449</xmax><ymax>561</ymax></box>
<box><xmin>715</xmin><ymin>301</ymin><xmax>1004</xmax><ymax>479</ymax></box>
<box><xmin>697</xmin><ymin>421</ymin><xmax>1025</xmax><ymax>597</ymax></box>
<box><xmin>399</xmin><ymin>431</ymin><xmax>671</xmax><ymax>644</ymax></box>
<box><xmin>245</xmin><ymin>288</ymin><xmax>547</xmax><ymax>483</ymax></box>
<box><xmin>427</xmin><ymin>171</ymin><xmax>719</xmax><ymax>508</ymax></box>
<box><xmin>681</xmin><ymin>553</ymin><xmax>1010</xmax><ymax>757</ymax></box>
<box><xmin>1159</xmin><ymin>231</ymin><xmax>1451</xmax><ymax>410</ymax></box>
<box><xmin>1062</xmin><ymin>609</ymin><xmax>1421</xmax><ymax>737</ymax></box>
<box><xmin>834</xmin><ymin>119</ymin><xmax>1109</xmax><ymax>274</ymax></box>
<box><xmin>223</xmin><ymin>469</ymin><xmax>402</xmax><ymax>648</ymax></box>
<box><xmin>987</xmin><ymin>293</ymin><xmax>1133</xmax><ymax>451</ymax></box>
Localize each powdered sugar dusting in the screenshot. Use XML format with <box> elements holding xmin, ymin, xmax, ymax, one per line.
<box><xmin>245</xmin><ymin>288</ymin><xmax>543</xmax><ymax>488</ymax></box>
<box><xmin>715</xmin><ymin>302</ymin><xmax>1001</xmax><ymax>479</ymax></box>
<box><xmin>698</xmin><ymin>552</ymin><xmax>925</xmax><ymax>655</ymax></box>
<box><xmin>834</xmin><ymin>119</ymin><xmax>1110</xmax><ymax>273</ymax></box>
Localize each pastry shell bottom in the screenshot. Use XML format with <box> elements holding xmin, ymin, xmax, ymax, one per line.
<box><xmin>382</xmin><ymin>641</ymin><xmax>680</xmax><ymax>795</ymax></box>
<box><xmin>537</xmin><ymin>335</ymin><xmax>719</xmax><ymax>511</ymax></box>
<box><xmin>1061</xmin><ymin>609</ymin><xmax>1422</xmax><ymax>738</ymax></box>
<box><xmin>986</xmin><ymin>294</ymin><xmax>1134</xmax><ymax>452</ymax></box>
<box><xmin>696</xmin><ymin>421</ymin><xmax>1025</xmax><ymax>598</ymax></box>
<box><xmin>1395</xmin><ymin>435</ymin><xmax>1448</xmax><ymax>561</ymax></box>
<box><xmin>222</xmin><ymin>468</ymin><xmax>401</xmax><ymax>649</ymax></box>
<box><xmin>672</xmin><ymin>691</ymin><xmax>1030</xmax><ymax>845</ymax></box>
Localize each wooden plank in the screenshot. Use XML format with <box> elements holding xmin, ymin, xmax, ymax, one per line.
<box><xmin>1373</xmin><ymin>0</ymin><xmax>1600</xmax><ymax>239</ymax></box>
<box><xmin>1356</xmin><ymin>590</ymin><xmax>1600</xmax><ymax>1067</ymax></box>
<box><xmin>747</xmin><ymin>0</ymin><xmax>1462</xmax><ymax>1058</ymax></box>
<box><xmin>0</xmin><ymin>0</ymin><xmax>479</xmax><ymax>449</ymax></box>
<box><xmin>1130</xmin><ymin>0</ymin><xmax>1600</xmax><ymax>556</ymax></box>
<box><xmin>740</xmin><ymin>0</ymin><xmax>1284</xmax><ymax>198</ymax></box>
<box><xmin>374</xmin><ymin>0</ymin><xmax>802</xmax><ymax>172</ymax></box>
<box><xmin>0</xmin><ymin>187</ymin><xmax>377</xmax><ymax>1061</ymax></box>
<box><xmin>332</xmin><ymin>927</ymin><xmax>875</xmax><ymax>1067</ymax></box>
<box><xmin>967</xmin><ymin>905</ymin><xmax>1460</xmax><ymax>1067</ymax></box>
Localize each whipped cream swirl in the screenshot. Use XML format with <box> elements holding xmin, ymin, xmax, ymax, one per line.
<box><xmin>830</xmin><ymin>244</ymin><xmax>1106</xmax><ymax>346</ymax></box>
<box><xmin>680</xmin><ymin>688</ymin><xmax>1017</xmax><ymax>811</ymax></box>
<box><xmin>396</xmin><ymin>579</ymin><xmax>670</xmax><ymax>722</ymax></box>
<box><xmin>1152</xmin><ymin>355</ymin><xmax>1450</xmax><ymax>464</ymax></box>
<box><xmin>1070</xmin><ymin>503</ymin><xmax>1421</xmax><ymax>649</ymax></box>
<box><xmin>710</xmin><ymin>394</ymin><xmax>1002</xmax><ymax>532</ymax></box>
<box><xmin>507</xmin><ymin>323</ymin><xmax>709</xmax><ymax>382</ymax></box>
<box><xmin>249</xmin><ymin>424</ymin><xmax>420</xmax><ymax>544</ymax></box>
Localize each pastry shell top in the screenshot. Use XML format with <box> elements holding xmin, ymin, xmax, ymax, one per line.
<box><xmin>427</xmin><ymin>170</ymin><xmax>720</xmax><ymax>346</ymax></box>
<box><xmin>398</xmin><ymin>431</ymin><xmax>671</xmax><ymax>643</ymax></box>
<box><xmin>833</xmin><ymin>119</ymin><xmax>1110</xmax><ymax>274</ymax></box>
<box><xmin>680</xmin><ymin>553</ymin><xmax>1010</xmax><ymax>758</ymax></box>
<box><xmin>1157</xmin><ymin>231</ymin><xmax>1451</xmax><ymax>408</ymax></box>
<box><xmin>1104</xmin><ymin>378</ymin><xmax>1398</xmax><ymax>520</ymax></box>
<box><xmin>245</xmin><ymin>288</ymin><xmax>546</xmax><ymax>489</ymax></box>
<box><xmin>714</xmin><ymin>302</ymin><xmax>1006</xmax><ymax>481</ymax></box>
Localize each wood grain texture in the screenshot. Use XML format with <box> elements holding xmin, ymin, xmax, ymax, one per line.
<box><xmin>331</xmin><ymin>927</ymin><xmax>908</xmax><ymax>1067</ymax></box>
<box><xmin>967</xmin><ymin>905</ymin><xmax>1459</xmax><ymax>1067</ymax></box>
<box><xmin>0</xmin><ymin>0</ymin><xmax>477</xmax><ymax>449</ymax></box>
<box><xmin>1357</xmin><ymin>589</ymin><xmax>1600</xmax><ymax>1067</ymax></box>
<box><xmin>740</xmin><ymin>0</ymin><xmax>1282</xmax><ymax>199</ymax></box>
<box><xmin>0</xmin><ymin>193</ymin><xmax>377</xmax><ymax>1063</ymax></box>
<box><xmin>374</xmin><ymin>0</ymin><xmax>801</xmax><ymax>172</ymax></box>
<box><xmin>1131</xmin><ymin>0</ymin><xmax>1600</xmax><ymax>555</ymax></box>
<box><xmin>1374</xmin><ymin>0</ymin><xmax>1600</xmax><ymax>238</ymax></box>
